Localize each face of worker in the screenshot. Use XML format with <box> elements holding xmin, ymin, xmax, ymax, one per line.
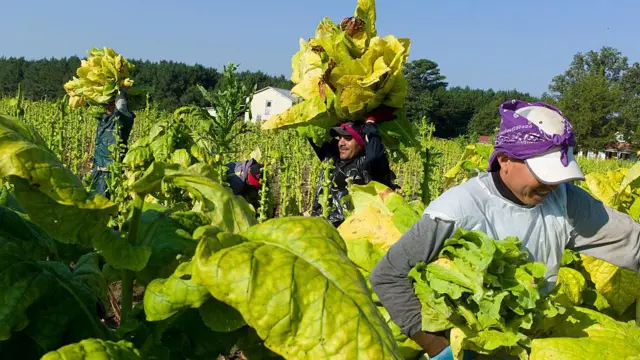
<box><xmin>497</xmin><ymin>154</ymin><xmax>559</xmax><ymax>205</ymax></box>
<box><xmin>338</xmin><ymin>135</ymin><xmax>363</xmax><ymax>160</ymax></box>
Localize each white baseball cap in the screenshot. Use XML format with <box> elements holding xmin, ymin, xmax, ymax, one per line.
<box><xmin>516</xmin><ymin>106</ymin><xmax>585</xmax><ymax>185</ymax></box>
<box><xmin>489</xmin><ymin>100</ymin><xmax>585</xmax><ymax>185</ymax></box>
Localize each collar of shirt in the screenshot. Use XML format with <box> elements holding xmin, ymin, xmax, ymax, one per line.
<box><xmin>490</xmin><ymin>171</ymin><xmax>532</xmax><ymax>208</ymax></box>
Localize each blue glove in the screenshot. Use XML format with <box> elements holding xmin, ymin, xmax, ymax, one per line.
<box><xmin>428</xmin><ymin>346</ymin><xmax>476</xmax><ymax>360</ymax></box>
<box><xmin>430</xmin><ymin>345</ymin><xmax>453</xmax><ymax>360</ymax></box>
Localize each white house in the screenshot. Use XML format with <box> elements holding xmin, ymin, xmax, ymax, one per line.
<box><xmin>244</xmin><ymin>87</ymin><xmax>301</xmax><ymax>123</ymax></box>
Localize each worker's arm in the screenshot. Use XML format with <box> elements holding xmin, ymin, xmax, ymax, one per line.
<box><xmin>565</xmin><ymin>183</ymin><xmax>640</xmax><ymax>272</ymax></box>
<box><xmin>369</xmin><ymin>214</ymin><xmax>456</xmax><ymax>356</ymax></box>
<box><xmin>308</xmin><ymin>137</ymin><xmax>338</xmax><ymax>161</ymax></box>
<box><xmin>361</xmin><ymin>121</ymin><xmax>393</xmax><ymax>182</ymax></box>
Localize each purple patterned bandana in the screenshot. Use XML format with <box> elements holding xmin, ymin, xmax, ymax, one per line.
<box><xmin>488</xmin><ymin>100</ymin><xmax>576</xmax><ymax>171</ymax></box>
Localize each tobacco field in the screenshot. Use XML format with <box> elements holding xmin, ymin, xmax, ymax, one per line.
<box><xmin>2</xmin><ymin>0</ymin><xmax>640</xmax><ymax>359</ymax></box>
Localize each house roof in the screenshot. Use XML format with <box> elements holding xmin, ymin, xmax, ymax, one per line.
<box><xmin>604</xmin><ymin>141</ymin><xmax>632</xmax><ymax>151</ymax></box>
<box><xmin>477</xmin><ymin>135</ymin><xmax>492</xmax><ymax>144</ymax></box>
<box><xmin>254</xmin><ymin>86</ymin><xmax>301</xmax><ymax>102</ymax></box>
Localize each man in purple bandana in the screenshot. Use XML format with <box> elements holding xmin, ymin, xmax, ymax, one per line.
<box><xmin>369</xmin><ymin>100</ymin><xmax>640</xmax><ymax>359</ymax></box>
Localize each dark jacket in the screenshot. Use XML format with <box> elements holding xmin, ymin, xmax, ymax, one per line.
<box><xmin>90</xmin><ymin>109</ymin><xmax>135</xmax><ymax>196</ymax></box>
<box><xmin>225</xmin><ymin>159</ymin><xmax>261</xmax><ymax>210</ymax></box>
<box><xmin>310</xmin><ymin>122</ymin><xmax>396</xmax><ymax>227</ymax></box>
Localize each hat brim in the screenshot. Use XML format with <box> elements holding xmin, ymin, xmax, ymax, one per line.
<box><xmin>525</xmin><ymin>147</ymin><xmax>585</xmax><ymax>185</ymax></box>
<box><xmin>330</xmin><ymin>127</ymin><xmax>352</xmax><ymax>137</ymax></box>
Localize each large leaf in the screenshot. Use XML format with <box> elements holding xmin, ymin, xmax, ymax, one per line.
<box><xmin>579</xmin><ymin>254</ymin><xmax>640</xmax><ymax>315</ymax></box>
<box><xmin>143</xmin><ymin>228</ymin><xmax>246</xmax><ymax>328</ymax></box>
<box><xmin>143</xmin><ymin>262</ymin><xmax>209</xmax><ymax>322</ymax></box>
<box><xmin>132</xmin><ymin>162</ymin><xmax>257</xmax><ymax>233</ymax></box>
<box><xmin>0</xmin><ymin>115</ymin><xmax>150</xmax><ymax>271</ymax></box>
<box><xmin>72</xmin><ymin>253</ymin><xmax>108</xmax><ymax>310</ymax></box>
<box><xmin>555</xmin><ymin>267</ymin><xmax>586</xmax><ymax>306</ymax></box>
<box><xmin>261</xmin><ymin>96</ymin><xmax>330</xmax><ymax>130</ymax></box>
<box><xmin>338</xmin><ymin>181</ymin><xmax>421</xmax><ymax>273</ymax></box>
<box><xmin>41</xmin><ymin>339</ymin><xmax>141</xmax><ymax>360</ymax></box>
<box><xmin>530</xmin><ymin>307</ymin><xmax>640</xmax><ymax>359</ymax></box>
<box><xmin>134</xmin><ymin>206</ymin><xmax>198</xmax><ymax>285</ymax></box>
<box><xmin>339</xmin><ymin>205</ymin><xmax>402</xmax><ymax>270</ymax></box>
<box><xmin>192</xmin><ymin>216</ymin><xmax>402</xmax><ymax>359</ymax></box>
<box><xmin>199</xmin><ymin>297</ymin><xmax>246</xmax><ymax>333</ymax></box>
<box><xmin>0</xmin><ymin>205</ymin><xmax>58</xmax><ymax>261</ymax></box>
<box><xmin>618</xmin><ymin>161</ymin><xmax>640</xmax><ymax>193</ymax></box>
<box><xmin>0</xmin><ymin>242</ymin><xmax>109</xmax><ymax>353</ymax></box>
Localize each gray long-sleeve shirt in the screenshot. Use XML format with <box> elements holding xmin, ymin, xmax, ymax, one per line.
<box><xmin>369</xmin><ymin>171</ymin><xmax>640</xmax><ymax>338</ymax></box>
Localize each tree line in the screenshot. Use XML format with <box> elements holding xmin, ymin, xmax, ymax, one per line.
<box><xmin>403</xmin><ymin>46</ymin><xmax>640</xmax><ymax>152</ymax></box>
<box><xmin>0</xmin><ymin>56</ymin><xmax>293</xmax><ymax>110</ymax></box>
<box><xmin>1</xmin><ymin>46</ymin><xmax>639</xmax><ymax>152</ymax></box>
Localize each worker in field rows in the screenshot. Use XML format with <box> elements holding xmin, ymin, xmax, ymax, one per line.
<box><xmin>89</xmin><ymin>88</ymin><xmax>135</xmax><ymax>198</ymax></box>
<box><xmin>370</xmin><ymin>100</ymin><xmax>640</xmax><ymax>360</ymax></box>
<box><xmin>225</xmin><ymin>158</ymin><xmax>265</xmax><ymax>212</ymax></box>
<box><xmin>309</xmin><ymin>105</ymin><xmax>399</xmax><ymax>228</ymax></box>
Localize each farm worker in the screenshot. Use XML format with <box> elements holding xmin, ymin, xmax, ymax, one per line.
<box><xmin>370</xmin><ymin>100</ymin><xmax>640</xmax><ymax>359</ymax></box>
<box><xmin>309</xmin><ymin>105</ymin><xmax>398</xmax><ymax>227</ymax></box>
<box><xmin>89</xmin><ymin>88</ymin><xmax>135</xmax><ymax>198</ymax></box>
<box><xmin>225</xmin><ymin>158</ymin><xmax>264</xmax><ymax>211</ymax></box>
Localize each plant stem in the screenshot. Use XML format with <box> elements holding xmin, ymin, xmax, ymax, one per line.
<box><xmin>120</xmin><ymin>194</ymin><xmax>144</xmax><ymax>324</ymax></box>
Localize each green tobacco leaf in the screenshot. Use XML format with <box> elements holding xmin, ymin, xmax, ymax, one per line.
<box><xmin>91</xmin><ymin>227</ymin><xmax>150</xmax><ymax>272</ymax></box>
<box><xmin>171</xmin><ymin>149</ymin><xmax>191</xmax><ymax>168</ymax></box>
<box><xmin>41</xmin><ymin>339</ymin><xmax>141</xmax><ymax>360</ymax></box>
<box><xmin>154</xmin><ymin>308</ymin><xmax>244</xmax><ymax>360</ymax></box>
<box><xmin>168</xmin><ymin>211</ymin><xmax>211</xmax><ymax>234</ymax></box>
<box><xmin>530</xmin><ymin>307</ymin><xmax>640</xmax><ymax>359</ymax></box>
<box><xmin>199</xmin><ymin>297</ymin><xmax>246</xmax><ymax>333</ymax></box>
<box><xmin>0</xmin><ymin>115</ymin><xmax>149</xmax><ymax>271</ymax></box>
<box><xmin>0</xmin><ymin>115</ymin><xmax>114</xmax><ymax>241</ymax></box>
<box><xmin>579</xmin><ymin>254</ymin><xmax>640</xmax><ymax>315</ymax></box>
<box><xmin>556</xmin><ymin>267</ymin><xmax>586</xmax><ymax>305</ymax></box>
<box><xmin>409</xmin><ymin>264</ymin><xmax>455</xmax><ymax>332</ymax></box>
<box><xmin>427</xmin><ymin>257</ymin><xmax>484</xmax><ymax>298</ymax></box>
<box><xmin>0</xmin><ymin>243</ymin><xmax>109</xmax><ymax>350</ymax></box>
<box><xmin>261</xmin><ymin>97</ymin><xmax>330</xmax><ymax>131</ymax></box>
<box><xmin>192</xmin><ymin>216</ymin><xmax>402</xmax><ymax>359</ymax></box>
<box><xmin>347</xmin><ymin>181</ymin><xmax>393</xmax><ymax>213</ymax></box>
<box><xmin>340</xmin><ymin>235</ymin><xmax>387</xmax><ymax>274</ymax></box>
<box><xmin>584</xmin><ymin>170</ymin><xmax>625</xmax><ymax>207</ymax></box>
<box><xmin>134</xmin><ymin>207</ymin><xmax>198</xmax><ymax>285</ymax></box>
<box><xmin>618</xmin><ymin>161</ymin><xmax>640</xmax><ymax>193</ymax></box>
<box><xmin>378</xmin><ymin>112</ymin><xmax>419</xmax><ymax>149</ymax></box>
<box><xmin>465</xmin><ymin>328</ymin><xmax>521</xmax><ymax>352</ymax></box>
<box><xmin>123</xmin><ymin>145</ymin><xmax>153</xmax><ymax>169</ymax></box>
<box><xmin>132</xmin><ymin>162</ymin><xmax>256</xmax><ymax>233</ymax></box>
<box><xmin>0</xmin><ymin>205</ymin><xmax>58</xmax><ymax>261</ymax></box>
<box><xmin>72</xmin><ymin>253</ymin><xmax>108</xmax><ymax>310</ymax></box>
<box><xmin>143</xmin><ymin>262</ymin><xmax>210</xmax><ymax>322</ymax></box>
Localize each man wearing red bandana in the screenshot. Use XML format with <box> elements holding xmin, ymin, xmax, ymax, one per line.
<box><xmin>309</xmin><ymin>105</ymin><xmax>398</xmax><ymax>227</ymax></box>
<box><xmin>225</xmin><ymin>158</ymin><xmax>265</xmax><ymax>213</ymax></box>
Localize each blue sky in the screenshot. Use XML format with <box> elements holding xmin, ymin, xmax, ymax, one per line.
<box><xmin>2</xmin><ymin>0</ymin><xmax>639</xmax><ymax>96</ymax></box>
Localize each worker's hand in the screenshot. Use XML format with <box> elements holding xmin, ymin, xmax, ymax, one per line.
<box><xmin>115</xmin><ymin>87</ymin><xmax>132</xmax><ymax>117</ymax></box>
<box><xmin>365</xmin><ymin>105</ymin><xmax>397</xmax><ymax>123</ymax></box>
<box><xmin>423</xmin><ymin>345</ymin><xmax>475</xmax><ymax>360</ymax></box>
